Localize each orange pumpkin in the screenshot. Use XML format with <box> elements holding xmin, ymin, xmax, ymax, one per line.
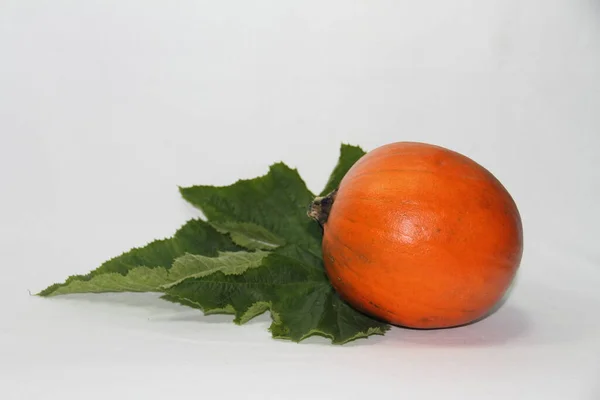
<box><xmin>310</xmin><ymin>142</ymin><xmax>523</xmax><ymax>329</ymax></box>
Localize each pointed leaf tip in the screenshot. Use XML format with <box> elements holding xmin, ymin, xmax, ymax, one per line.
<box><xmin>38</xmin><ymin>219</ymin><xmax>240</xmax><ymax>296</ymax></box>
<box><xmin>320</xmin><ymin>143</ymin><xmax>366</xmax><ymax>196</ymax></box>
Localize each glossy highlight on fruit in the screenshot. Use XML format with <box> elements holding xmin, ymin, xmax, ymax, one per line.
<box><xmin>311</xmin><ymin>142</ymin><xmax>523</xmax><ymax>329</ymax></box>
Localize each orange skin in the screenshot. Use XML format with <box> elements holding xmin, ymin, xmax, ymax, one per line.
<box><xmin>321</xmin><ymin>142</ymin><xmax>523</xmax><ymax>329</ymax></box>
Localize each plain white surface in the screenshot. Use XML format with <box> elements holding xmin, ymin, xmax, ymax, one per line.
<box><xmin>1</xmin><ymin>0</ymin><xmax>600</xmax><ymax>399</ymax></box>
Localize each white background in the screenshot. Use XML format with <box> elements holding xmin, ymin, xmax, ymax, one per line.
<box><xmin>1</xmin><ymin>0</ymin><xmax>600</xmax><ymax>399</ymax></box>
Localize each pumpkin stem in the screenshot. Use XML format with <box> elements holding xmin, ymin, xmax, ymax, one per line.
<box><xmin>308</xmin><ymin>189</ymin><xmax>338</xmax><ymax>226</ymax></box>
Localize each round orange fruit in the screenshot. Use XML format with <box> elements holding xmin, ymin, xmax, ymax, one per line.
<box><xmin>311</xmin><ymin>142</ymin><xmax>523</xmax><ymax>329</ymax></box>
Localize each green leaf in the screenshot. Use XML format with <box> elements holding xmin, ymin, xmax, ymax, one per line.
<box><xmin>180</xmin><ymin>163</ymin><xmax>321</xmax><ymax>256</ymax></box>
<box><xmin>39</xmin><ymin>251</ymin><xmax>268</xmax><ymax>296</ymax></box>
<box><xmin>163</xmin><ymin>245</ymin><xmax>390</xmax><ymax>344</ymax></box>
<box><xmin>320</xmin><ymin>143</ymin><xmax>366</xmax><ymax>196</ymax></box>
<box><xmin>210</xmin><ymin>221</ymin><xmax>285</xmax><ymax>250</ymax></box>
<box><xmin>38</xmin><ymin>219</ymin><xmax>241</xmax><ymax>296</ymax></box>
<box><xmin>39</xmin><ymin>143</ymin><xmax>387</xmax><ymax>345</ymax></box>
